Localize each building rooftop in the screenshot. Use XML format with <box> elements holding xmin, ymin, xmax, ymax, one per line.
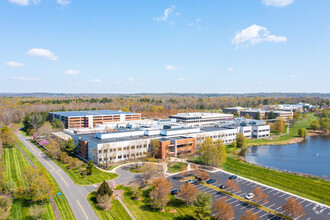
<box><xmin>49</xmin><ymin>110</ymin><xmax>140</xmax><ymax>117</ymax></box>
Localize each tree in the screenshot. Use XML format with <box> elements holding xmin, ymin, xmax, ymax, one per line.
<box><xmin>274</xmin><ymin>117</ymin><xmax>285</xmax><ymax>133</ymax></box>
<box><xmin>37</xmin><ymin>122</ymin><xmax>53</xmax><ymax>139</ymax></box>
<box><xmin>47</xmin><ymin>139</ymin><xmax>61</xmax><ymax>159</ymax></box>
<box><xmin>150</xmin><ymin>177</ymin><xmax>172</xmax><ymax>210</ymax></box>
<box><xmin>141</xmin><ymin>163</ymin><xmax>159</xmax><ymax>185</ymax></box>
<box><xmin>225</xmin><ymin>179</ymin><xmax>240</xmax><ymax>192</ymax></box>
<box><xmin>97</xmin><ymin>181</ymin><xmax>113</xmax><ymax>197</ymax></box>
<box><xmin>309</xmin><ymin>120</ymin><xmax>320</xmax><ymax>132</ymax></box>
<box><xmin>150</xmin><ymin>139</ymin><xmax>160</xmax><ymax>158</ymax></box>
<box><xmin>130</xmin><ymin>182</ymin><xmax>142</xmax><ymax>199</ymax></box>
<box><xmin>64</xmin><ymin>138</ymin><xmax>76</xmax><ymax>155</ymax></box>
<box><xmin>213</xmin><ymin>198</ymin><xmax>234</xmax><ymax>220</ymax></box>
<box><xmin>319</xmin><ymin>118</ymin><xmax>329</xmax><ymax>133</ymax></box>
<box><xmin>298</xmin><ymin>128</ymin><xmax>308</xmax><ymax>139</ymax></box>
<box><xmin>231</xmin><ymin>140</ymin><xmax>237</xmax><ymax>148</ymax></box>
<box><xmin>252</xmin><ymin>186</ymin><xmax>268</xmax><ymax>204</ymax></box>
<box><xmin>23</xmin><ymin>113</ymin><xmax>46</xmax><ymax>132</ymax></box>
<box><xmin>0</xmin><ymin>195</ymin><xmax>12</xmax><ymax>218</ymax></box>
<box><xmin>236</xmin><ymin>133</ymin><xmax>247</xmax><ymax>149</ymax></box>
<box><xmin>256</xmin><ymin>111</ymin><xmax>261</xmax><ymax>120</ymax></box>
<box><xmin>240</xmin><ymin>209</ymin><xmax>260</xmax><ymax>220</ymax></box>
<box><xmin>51</xmin><ymin>118</ymin><xmax>64</xmax><ymax>130</ymax></box>
<box><xmin>97</xmin><ymin>194</ymin><xmax>111</xmax><ymax>210</ymax></box>
<box><xmin>199</xmin><ymin>139</ymin><xmax>226</xmax><ymax>167</ymax></box>
<box><xmin>194</xmin><ymin>192</ymin><xmax>212</xmax><ymax>219</ymax></box>
<box><xmin>86</xmin><ymin>160</ymin><xmax>94</xmax><ymax>175</ymax></box>
<box><xmin>15</xmin><ymin>167</ymin><xmax>54</xmax><ymax>202</ymax></box>
<box><xmin>198</xmin><ymin>170</ymin><xmax>209</xmax><ymax>181</ymax></box>
<box><xmin>179</xmin><ymin>183</ymin><xmax>198</xmax><ymax>205</ymax></box>
<box><xmin>0</xmin><ymin>127</ymin><xmax>16</xmax><ymax>147</ymax></box>
<box><xmin>293</xmin><ymin>112</ymin><xmax>300</xmax><ymax>122</ymax></box>
<box><xmin>268</xmin><ymin>111</ymin><xmax>276</xmax><ymax>120</ymax></box>
<box><xmin>29</xmin><ymin>204</ymin><xmax>46</xmax><ymax>220</ymax></box>
<box><xmin>281</xmin><ymin>197</ymin><xmax>305</xmax><ymax>219</ymax></box>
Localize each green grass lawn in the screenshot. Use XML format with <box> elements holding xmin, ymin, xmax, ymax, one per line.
<box><xmin>249</xmin><ymin>113</ymin><xmax>317</xmax><ymax>145</ymax></box>
<box><xmin>16</xmin><ymin>140</ymin><xmax>75</xmax><ymax>220</ymax></box>
<box><xmin>223</xmin><ymin>157</ymin><xmax>330</xmax><ymax>205</ymax></box>
<box><xmin>2</xmin><ymin>145</ymin><xmax>56</xmax><ymax>220</ymax></box>
<box><xmin>167</xmin><ymin>162</ymin><xmax>188</xmax><ymax>173</ymax></box>
<box><xmin>87</xmin><ymin>191</ymin><xmax>131</xmax><ymax>220</ymax></box>
<box><xmin>118</xmin><ymin>186</ymin><xmax>200</xmax><ymax>220</ymax></box>
<box><xmin>129</xmin><ymin>166</ymin><xmax>144</xmax><ymax>173</ymax></box>
<box><xmin>30</xmin><ymin>140</ymin><xmax>118</xmax><ymax>185</ymax></box>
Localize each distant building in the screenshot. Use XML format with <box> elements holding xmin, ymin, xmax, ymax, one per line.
<box><xmin>222</xmin><ymin>107</ymin><xmax>245</xmax><ymax>115</ymax></box>
<box><xmin>169</xmin><ymin>112</ymin><xmax>233</xmax><ymax>126</ymax></box>
<box><xmin>48</xmin><ymin>110</ymin><xmax>141</xmax><ymax>129</ymax></box>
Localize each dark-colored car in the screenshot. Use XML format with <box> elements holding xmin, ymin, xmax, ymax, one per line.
<box><xmin>229</xmin><ymin>175</ymin><xmax>237</xmax><ymax>180</ymax></box>
<box><xmin>219</xmin><ymin>184</ymin><xmax>226</xmax><ymax>189</ymax></box>
<box><xmin>206</xmin><ymin>179</ymin><xmax>216</xmax><ymax>184</ymax></box>
<box><xmin>170</xmin><ymin>189</ymin><xmax>178</xmax><ymax>195</ymax></box>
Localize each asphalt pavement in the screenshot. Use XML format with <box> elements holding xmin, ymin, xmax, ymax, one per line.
<box><xmin>16</xmin><ymin>132</ymin><xmax>99</xmax><ymax>220</ymax></box>
<box><xmin>168</xmin><ymin>170</ymin><xmax>330</xmax><ymax>220</ymax></box>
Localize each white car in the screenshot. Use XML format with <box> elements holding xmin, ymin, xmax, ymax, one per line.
<box><xmin>186</xmin><ymin>179</ymin><xmax>197</xmax><ymax>184</ymax></box>
<box><xmin>245</xmin><ymin>193</ymin><xmax>254</xmax><ymax>200</ymax></box>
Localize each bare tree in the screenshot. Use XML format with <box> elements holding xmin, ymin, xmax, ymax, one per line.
<box><xmin>179</xmin><ymin>183</ymin><xmax>198</xmax><ymax>205</ymax></box>
<box><xmin>281</xmin><ymin>197</ymin><xmax>305</xmax><ymax>219</ymax></box>
<box><xmin>252</xmin><ymin>186</ymin><xmax>268</xmax><ymax>204</ymax></box>
<box><xmin>198</xmin><ymin>170</ymin><xmax>209</xmax><ymax>181</ymax></box>
<box><xmin>240</xmin><ymin>209</ymin><xmax>260</xmax><ymax>220</ymax></box>
<box><xmin>213</xmin><ymin>198</ymin><xmax>234</xmax><ymax>220</ymax></box>
<box><xmin>225</xmin><ymin>179</ymin><xmax>240</xmax><ymax>192</ymax></box>
<box><xmin>150</xmin><ymin>177</ymin><xmax>172</xmax><ymax>211</ymax></box>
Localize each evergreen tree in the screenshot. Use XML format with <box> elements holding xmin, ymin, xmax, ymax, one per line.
<box><xmin>87</xmin><ymin>160</ymin><xmax>94</xmax><ymax>175</ymax></box>
<box><xmin>97</xmin><ymin>181</ymin><xmax>113</xmax><ymax>197</ymax></box>
<box><xmin>64</xmin><ymin>138</ymin><xmax>76</xmax><ymax>155</ymax></box>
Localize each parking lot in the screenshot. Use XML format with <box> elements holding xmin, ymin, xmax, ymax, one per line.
<box><xmin>168</xmin><ymin>170</ymin><xmax>330</xmax><ymax>220</ymax></box>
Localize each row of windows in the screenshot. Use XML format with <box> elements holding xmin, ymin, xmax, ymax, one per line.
<box><xmin>197</xmin><ymin>133</ymin><xmax>237</xmax><ymax>141</ymax></box>
<box><xmin>99</xmin><ymin>152</ymin><xmax>147</xmax><ymax>161</ymax></box>
<box><xmin>254</xmin><ymin>129</ymin><xmax>270</xmax><ymax>132</ymax></box>
<box><xmin>99</xmin><ymin>144</ymin><xmax>149</xmax><ymax>154</ymax></box>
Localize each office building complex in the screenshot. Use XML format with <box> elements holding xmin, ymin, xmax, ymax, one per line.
<box><xmin>49</xmin><ymin>110</ymin><xmax>141</xmax><ymax>129</ymax></box>
<box><xmin>169</xmin><ymin>112</ymin><xmax>233</xmax><ymax>126</ymax></box>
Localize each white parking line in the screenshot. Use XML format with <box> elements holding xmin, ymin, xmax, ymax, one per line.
<box><xmin>268</xmin><ymin>215</ymin><xmax>277</xmax><ymax>220</ymax></box>
<box><xmin>305</xmin><ymin>203</ymin><xmax>313</xmax><ymax>207</ymax></box>
<box><xmin>256</xmin><ymin>209</ymin><xmax>263</xmax><ymax>213</ymax></box>
<box><xmin>275</xmin><ymin>207</ymin><xmax>281</xmax><ymax>211</ymax></box>
<box><xmin>279</xmin><ymin>194</ymin><xmax>286</xmax><ymax>198</ymax></box>
<box><xmin>235</xmin><ymin>203</ymin><xmax>241</xmax><ymax>207</ymax></box>
<box><xmin>229</xmin><ymin>200</ymin><xmax>239</xmax><ymax>205</ymax></box>
<box><xmin>299</xmin><ymin>200</ymin><xmax>305</xmax><ymax>204</ymax></box>
<box><xmin>273</xmin><ymin>191</ymin><xmax>281</xmax><ymax>195</ymax></box>
<box><xmin>246</xmin><ymin>182</ymin><xmax>253</xmax><ymax>186</ymax></box>
<box><xmin>267</xmin><ymin>204</ymin><xmax>275</xmax><ymax>208</ymax></box>
<box><xmin>260</xmin><ymin>213</ymin><xmax>268</xmax><ymax>218</ymax></box>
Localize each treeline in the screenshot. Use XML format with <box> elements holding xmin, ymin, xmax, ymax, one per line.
<box><xmin>0</xmin><ymin>95</ymin><xmax>329</xmax><ymax>126</ymax></box>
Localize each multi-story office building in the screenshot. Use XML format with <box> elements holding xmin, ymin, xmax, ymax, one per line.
<box><xmin>169</xmin><ymin>112</ymin><xmax>233</xmax><ymax>126</ymax></box>
<box><xmin>48</xmin><ymin>110</ymin><xmax>141</xmax><ymax>129</ymax></box>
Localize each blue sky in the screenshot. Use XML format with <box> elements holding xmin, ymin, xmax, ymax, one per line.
<box><xmin>0</xmin><ymin>0</ymin><xmax>329</xmax><ymax>93</ymax></box>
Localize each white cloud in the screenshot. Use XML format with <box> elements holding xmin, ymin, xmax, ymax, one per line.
<box><xmin>188</xmin><ymin>18</ymin><xmax>201</xmax><ymax>26</ymax></box>
<box><xmin>27</xmin><ymin>48</ymin><xmax>58</xmax><ymax>60</ymax></box>
<box><xmin>154</xmin><ymin>5</ymin><xmax>176</xmax><ymax>22</ymax></box>
<box><xmin>228</xmin><ymin>67</ymin><xmax>234</xmax><ymax>72</ymax></box>
<box><xmin>232</xmin><ymin>24</ymin><xmax>287</xmax><ymax>48</ymax></box>
<box><xmin>262</xmin><ymin>0</ymin><xmax>294</xmax><ymax>7</ymax></box>
<box><xmin>177</xmin><ymin>77</ymin><xmax>184</xmax><ymax>81</ymax></box>
<box><xmin>57</xmin><ymin>0</ymin><xmax>70</xmax><ymax>6</ymax></box>
<box><xmin>8</xmin><ymin>0</ymin><xmax>40</xmax><ymax>6</ymax></box>
<box><xmin>65</xmin><ymin>69</ymin><xmax>81</xmax><ymax>76</ymax></box>
<box><xmin>289</xmin><ymin>74</ymin><xmax>296</xmax><ymax>78</ymax></box>
<box><xmin>165</xmin><ymin>65</ymin><xmax>184</xmax><ymax>71</ymax></box>
<box><xmin>12</xmin><ymin>76</ymin><xmax>39</xmax><ymax>81</ymax></box>
<box><xmin>89</xmin><ymin>79</ymin><xmax>101</xmax><ymax>83</ymax></box>
<box><xmin>128</xmin><ymin>77</ymin><xmax>134</xmax><ymax>82</ymax></box>
<box><xmin>5</xmin><ymin>61</ymin><xmax>24</xmax><ymax>67</ymax></box>
<box><xmin>115</xmin><ymin>81</ymin><xmax>120</xmax><ymax>85</ymax></box>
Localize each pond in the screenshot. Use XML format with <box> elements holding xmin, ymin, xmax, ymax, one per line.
<box><xmin>245</xmin><ymin>135</ymin><xmax>330</xmax><ymax>178</ymax></box>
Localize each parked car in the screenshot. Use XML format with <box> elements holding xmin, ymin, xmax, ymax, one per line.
<box><xmin>229</xmin><ymin>175</ymin><xmax>237</xmax><ymax>180</ymax></box>
<box><xmin>219</xmin><ymin>184</ymin><xmax>226</xmax><ymax>189</ymax></box>
<box><xmin>206</xmin><ymin>179</ymin><xmax>216</xmax><ymax>184</ymax></box>
<box><xmin>245</xmin><ymin>193</ymin><xmax>254</xmax><ymax>200</ymax></box>
<box><xmin>170</xmin><ymin>189</ymin><xmax>178</xmax><ymax>195</ymax></box>
<box><xmin>186</xmin><ymin>179</ymin><xmax>197</xmax><ymax>184</ymax></box>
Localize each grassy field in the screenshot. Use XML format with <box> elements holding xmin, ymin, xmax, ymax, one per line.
<box><xmin>29</xmin><ymin>140</ymin><xmax>118</xmax><ymax>185</ymax></box>
<box><xmin>118</xmin><ymin>186</ymin><xmax>200</xmax><ymax>220</ymax></box>
<box><xmin>2</xmin><ymin>145</ymin><xmax>56</xmax><ymax>220</ymax></box>
<box><xmin>223</xmin><ymin>157</ymin><xmax>330</xmax><ymax>205</ymax></box>
<box><xmin>249</xmin><ymin>113</ymin><xmax>317</xmax><ymax>145</ymax></box>
<box><xmin>167</xmin><ymin>162</ymin><xmax>188</xmax><ymax>173</ymax></box>
<box><xmin>16</xmin><ymin>140</ymin><xmax>76</xmax><ymax>220</ymax></box>
<box><xmin>87</xmin><ymin>191</ymin><xmax>131</xmax><ymax>220</ymax></box>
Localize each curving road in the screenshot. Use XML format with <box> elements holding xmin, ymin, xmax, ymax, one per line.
<box><xmin>16</xmin><ymin>132</ymin><xmax>98</xmax><ymax>220</ymax></box>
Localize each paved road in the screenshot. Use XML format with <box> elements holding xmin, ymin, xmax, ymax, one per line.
<box><xmin>168</xmin><ymin>170</ymin><xmax>330</xmax><ymax>220</ymax></box>
<box><xmin>113</xmin><ymin>163</ymin><xmax>144</xmax><ymax>185</ymax></box>
<box><xmin>16</xmin><ymin>132</ymin><xmax>98</xmax><ymax>220</ymax></box>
